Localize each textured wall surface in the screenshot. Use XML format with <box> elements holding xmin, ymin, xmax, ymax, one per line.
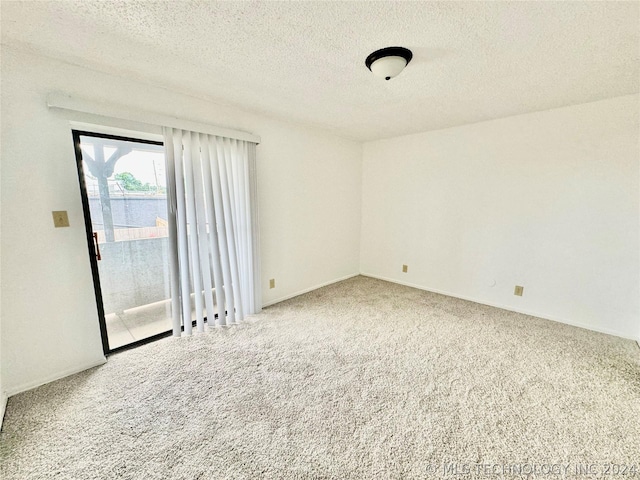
<box><xmin>1</xmin><ymin>1</ymin><xmax>638</xmax><ymax>140</ymax></box>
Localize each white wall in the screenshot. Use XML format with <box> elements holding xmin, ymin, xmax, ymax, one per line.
<box><xmin>1</xmin><ymin>46</ymin><xmax>637</xmax><ymax>402</ymax></box>
<box><xmin>361</xmin><ymin>95</ymin><xmax>640</xmax><ymax>340</ymax></box>
<box><xmin>0</xmin><ymin>46</ymin><xmax>362</xmax><ymax>395</ymax></box>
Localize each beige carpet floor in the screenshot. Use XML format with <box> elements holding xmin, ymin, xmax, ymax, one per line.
<box><xmin>1</xmin><ymin>276</ymin><xmax>639</xmax><ymax>479</ymax></box>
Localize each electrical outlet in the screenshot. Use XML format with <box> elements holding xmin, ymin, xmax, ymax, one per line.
<box><xmin>514</xmin><ymin>285</ymin><xmax>524</xmax><ymax>296</ymax></box>
<box><xmin>269</xmin><ymin>278</ymin><xmax>275</xmax><ymax>289</ymax></box>
<box><xmin>52</xmin><ymin>211</ymin><xmax>70</xmax><ymax>228</ymax></box>
<box><xmin>402</xmin><ymin>264</ymin><xmax>408</xmax><ymax>273</ymax></box>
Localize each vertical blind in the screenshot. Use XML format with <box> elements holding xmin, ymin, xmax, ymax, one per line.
<box><xmin>164</xmin><ymin>127</ymin><xmax>261</xmax><ymax>336</ymax></box>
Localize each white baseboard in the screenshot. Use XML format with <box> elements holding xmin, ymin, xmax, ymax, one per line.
<box><xmin>0</xmin><ymin>392</ymin><xmax>7</xmax><ymax>431</ymax></box>
<box><xmin>361</xmin><ymin>273</ymin><xmax>637</xmax><ymax>342</ymax></box>
<box><xmin>262</xmin><ymin>273</ymin><xmax>360</xmax><ymax>308</ymax></box>
<box><xmin>7</xmin><ymin>357</ymin><xmax>107</xmax><ymax>398</ymax></box>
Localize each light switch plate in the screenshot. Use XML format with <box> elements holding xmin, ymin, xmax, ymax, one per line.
<box><xmin>52</xmin><ymin>211</ymin><xmax>70</xmax><ymax>228</ymax></box>
<box><xmin>269</xmin><ymin>279</ymin><xmax>275</xmax><ymax>289</ymax></box>
<box><xmin>402</xmin><ymin>264</ymin><xmax>408</xmax><ymax>273</ymax></box>
<box><xmin>514</xmin><ymin>285</ymin><xmax>524</xmax><ymax>296</ymax></box>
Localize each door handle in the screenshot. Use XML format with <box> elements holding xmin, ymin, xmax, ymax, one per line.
<box><xmin>93</xmin><ymin>232</ymin><xmax>102</xmax><ymax>261</ymax></box>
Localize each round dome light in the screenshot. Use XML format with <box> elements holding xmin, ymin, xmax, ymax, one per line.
<box><xmin>365</xmin><ymin>47</ymin><xmax>413</xmax><ymax>80</ymax></box>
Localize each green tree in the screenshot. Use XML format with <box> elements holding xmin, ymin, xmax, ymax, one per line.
<box><xmin>115</xmin><ymin>172</ymin><xmax>152</xmax><ymax>191</ymax></box>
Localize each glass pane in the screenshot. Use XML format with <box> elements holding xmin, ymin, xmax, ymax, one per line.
<box><xmin>80</xmin><ymin>134</ymin><xmax>171</xmax><ymax>349</ymax></box>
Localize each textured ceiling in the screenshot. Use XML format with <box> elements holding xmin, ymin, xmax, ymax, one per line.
<box><xmin>2</xmin><ymin>1</ymin><xmax>638</xmax><ymax>141</ymax></box>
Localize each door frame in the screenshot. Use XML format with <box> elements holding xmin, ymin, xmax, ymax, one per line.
<box><xmin>72</xmin><ymin>129</ymin><xmax>173</xmax><ymax>355</ymax></box>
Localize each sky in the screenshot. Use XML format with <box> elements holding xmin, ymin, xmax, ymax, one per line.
<box><xmin>80</xmin><ymin>140</ymin><xmax>167</xmax><ymax>189</ymax></box>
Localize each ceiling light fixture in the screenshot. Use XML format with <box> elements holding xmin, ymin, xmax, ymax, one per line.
<box><xmin>365</xmin><ymin>46</ymin><xmax>413</xmax><ymax>80</ymax></box>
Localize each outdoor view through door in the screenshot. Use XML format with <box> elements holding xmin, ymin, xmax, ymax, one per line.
<box><xmin>74</xmin><ymin>131</ymin><xmax>174</xmax><ymax>352</ymax></box>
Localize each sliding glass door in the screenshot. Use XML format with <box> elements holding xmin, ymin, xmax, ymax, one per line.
<box><xmin>74</xmin><ymin>131</ymin><xmax>174</xmax><ymax>353</ymax></box>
